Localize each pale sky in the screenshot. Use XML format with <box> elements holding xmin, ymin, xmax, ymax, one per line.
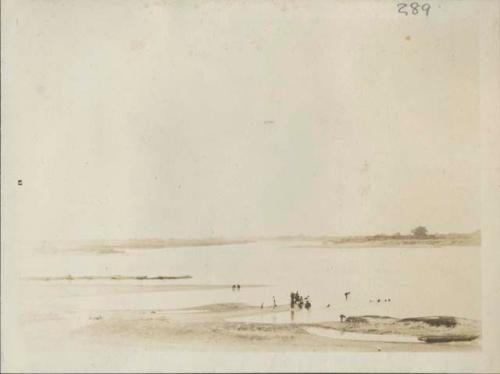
<box><xmin>3</xmin><ymin>0</ymin><xmax>481</xmax><ymax>241</ymax></box>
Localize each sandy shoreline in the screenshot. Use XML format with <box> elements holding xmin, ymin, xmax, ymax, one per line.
<box><xmin>75</xmin><ymin>302</ymin><xmax>480</xmax><ymax>352</ymax></box>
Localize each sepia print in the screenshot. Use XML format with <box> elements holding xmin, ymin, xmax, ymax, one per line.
<box><xmin>2</xmin><ymin>0</ymin><xmax>499</xmax><ymax>372</ymax></box>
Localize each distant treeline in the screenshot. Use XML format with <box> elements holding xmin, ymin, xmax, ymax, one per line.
<box><xmin>322</xmin><ymin>230</ymin><xmax>481</xmax><ymax>247</ymax></box>
<box><xmin>51</xmin><ymin>229</ymin><xmax>480</xmax><ymax>254</ymax></box>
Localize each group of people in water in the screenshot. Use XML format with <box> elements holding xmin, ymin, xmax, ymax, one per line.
<box><xmin>290</xmin><ymin>291</ymin><xmax>312</xmax><ymax>310</ymax></box>
<box><xmin>370</xmin><ymin>298</ymin><xmax>391</xmax><ymax>303</ymax></box>
<box><xmin>231</xmin><ymin>285</ymin><xmax>391</xmax><ymax>311</ymax></box>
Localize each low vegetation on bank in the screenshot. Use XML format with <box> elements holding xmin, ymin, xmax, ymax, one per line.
<box><xmin>317</xmin><ymin>314</ymin><xmax>480</xmax><ymax>344</ymax></box>
<box><xmin>320</xmin><ymin>230</ymin><xmax>481</xmax><ymax>248</ymax></box>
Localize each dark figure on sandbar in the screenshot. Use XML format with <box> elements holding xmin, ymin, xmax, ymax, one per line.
<box><xmin>273</xmin><ymin>296</ymin><xmax>277</xmax><ymax>308</ymax></box>
<box><xmin>344</xmin><ymin>291</ymin><xmax>351</xmax><ymax>301</ymax></box>
<box><xmin>232</xmin><ymin>284</ymin><xmax>236</xmax><ymax>291</ymax></box>
<box><xmin>340</xmin><ymin>314</ymin><xmax>346</xmax><ymax>322</ymax></box>
<box><xmin>261</xmin><ymin>302</ymin><xmax>264</xmax><ymax>309</ymax></box>
<box><xmin>237</xmin><ymin>284</ymin><xmax>241</xmax><ymax>290</ymax></box>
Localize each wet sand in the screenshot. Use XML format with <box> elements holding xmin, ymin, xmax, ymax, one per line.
<box><xmin>76</xmin><ymin>303</ymin><xmax>480</xmax><ymax>352</ymax></box>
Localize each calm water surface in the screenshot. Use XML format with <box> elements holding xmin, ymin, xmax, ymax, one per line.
<box><xmin>20</xmin><ymin>241</ymin><xmax>481</xmax><ymax>323</ymax></box>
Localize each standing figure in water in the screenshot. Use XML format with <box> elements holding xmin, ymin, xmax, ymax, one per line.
<box><xmin>273</xmin><ymin>296</ymin><xmax>277</xmax><ymax>308</ymax></box>
<box><xmin>290</xmin><ymin>292</ymin><xmax>295</xmax><ymax>308</ymax></box>
<box><xmin>305</xmin><ymin>299</ymin><xmax>311</xmax><ymax>310</ymax></box>
<box><xmin>344</xmin><ymin>291</ymin><xmax>351</xmax><ymax>301</ymax></box>
<box><xmin>298</xmin><ymin>296</ymin><xmax>304</xmax><ymax>309</ymax></box>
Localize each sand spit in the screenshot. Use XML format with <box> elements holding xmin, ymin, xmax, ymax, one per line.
<box><xmin>80</xmin><ymin>303</ymin><xmax>480</xmax><ymax>352</ymax></box>
<box><xmin>23</xmin><ymin>275</ymin><xmax>193</xmax><ymax>281</ymax></box>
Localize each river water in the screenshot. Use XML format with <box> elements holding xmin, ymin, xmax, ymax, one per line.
<box><xmin>19</xmin><ymin>241</ymin><xmax>481</xmax><ymax>323</ymax></box>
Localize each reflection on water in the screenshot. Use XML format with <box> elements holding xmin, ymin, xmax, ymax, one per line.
<box><xmin>20</xmin><ymin>241</ymin><xmax>481</xmax><ymax>321</ymax></box>
<box><xmin>228</xmin><ymin>307</ymin><xmax>359</xmax><ymax>324</ymax></box>
<box><xmin>228</xmin><ymin>309</ymin><xmax>306</xmax><ymax>324</ymax></box>
<box><xmin>305</xmin><ymin>327</ymin><xmax>421</xmax><ymax>343</ymax></box>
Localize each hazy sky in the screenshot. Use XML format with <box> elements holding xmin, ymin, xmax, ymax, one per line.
<box><xmin>3</xmin><ymin>1</ymin><xmax>480</xmax><ymax>241</ymax></box>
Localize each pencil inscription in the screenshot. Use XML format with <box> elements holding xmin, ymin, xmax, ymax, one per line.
<box><xmin>398</xmin><ymin>2</ymin><xmax>431</xmax><ymax>16</ymax></box>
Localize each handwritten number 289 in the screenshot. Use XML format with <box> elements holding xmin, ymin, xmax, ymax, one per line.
<box><xmin>398</xmin><ymin>3</ymin><xmax>431</xmax><ymax>16</ymax></box>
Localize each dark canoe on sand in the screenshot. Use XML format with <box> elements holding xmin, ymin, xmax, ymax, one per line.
<box><xmin>418</xmin><ymin>334</ymin><xmax>480</xmax><ymax>343</ymax></box>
